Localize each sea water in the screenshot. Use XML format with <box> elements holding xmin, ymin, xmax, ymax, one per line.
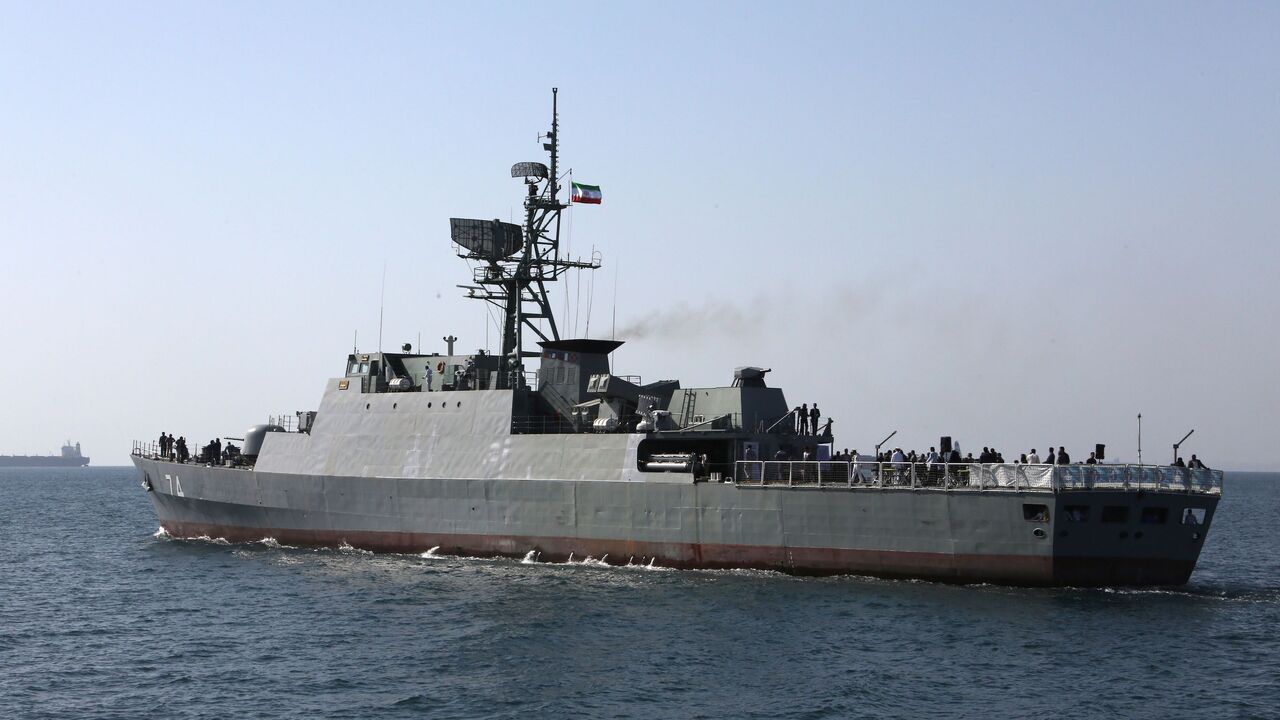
<box><xmin>2</xmin><ymin>467</ymin><xmax>1277</xmax><ymax>719</ymax></box>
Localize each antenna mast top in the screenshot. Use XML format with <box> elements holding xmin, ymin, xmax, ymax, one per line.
<box><xmin>449</xmin><ymin>89</ymin><xmax>601</xmax><ymax>390</ymax></box>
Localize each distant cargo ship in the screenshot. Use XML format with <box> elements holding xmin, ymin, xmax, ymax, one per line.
<box><xmin>0</xmin><ymin>441</ymin><xmax>90</xmax><ymax>468</ymax></box>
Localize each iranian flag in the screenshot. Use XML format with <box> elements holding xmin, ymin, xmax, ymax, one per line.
<box><xmin>571</xmin><ymin>182</ymin><xmax>602</xmax><ymax>204</ymax></box>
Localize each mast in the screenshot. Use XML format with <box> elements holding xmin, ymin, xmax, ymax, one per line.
<box><xmin>450</xmin><ymin>89</ymin><xmax>601</xmax><ymax>390</ymax></box>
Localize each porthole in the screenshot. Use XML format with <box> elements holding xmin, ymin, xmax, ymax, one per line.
<box><xmin>1033</xmin><ymin>528</ymin><xmax>1047</xmax><ymax>539</ymax></box>
<box><xmin>365</xmin><ymin>403</ymin><xmax>370</xmax><ymax>410</ymax></box>
<box><xmin>456</xmin><ymin>401</ymin><xmax>461</xmax><ymax>408</ymax></box>
<box><xmin>1134</xmin><ymin>531</ymin><xmax>1144</xmax><ymax>539</ymax></box>
<box><xmin>393</xmin><ymin>403</ymin><xmax>398</xmax><ymax>409</ymax></box>
<box><xmin>1191</xmin><ymin>532</ymin><xmax>1201</xmax><ymax>541</ymax></box>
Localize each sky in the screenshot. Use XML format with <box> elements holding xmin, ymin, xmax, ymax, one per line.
<box><xmin>1</xmin><ymin>2</ymin><xmax>1277</xmax><ymax>468</ymax></box>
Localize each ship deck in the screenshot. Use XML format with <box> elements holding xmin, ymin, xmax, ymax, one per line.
<box><xmin>732</xmin><ymin>461</ymin><xmax>1223</xmax><ymax>496</ymax></box>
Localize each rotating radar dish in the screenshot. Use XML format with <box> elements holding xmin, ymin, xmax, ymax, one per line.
<box><xmin>450</xmin><ymin>218</ymin><xmax>524</xmax><ymax>260</ymax></box>
<box><xmin>511</xmin><ymin>161</ymin><xmax>549</xmax><ymax>179</ymax></box>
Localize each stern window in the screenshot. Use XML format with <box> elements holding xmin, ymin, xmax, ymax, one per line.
<box><xmin>1140</xmin><ymin>507</ymin><xmax>1169</xmax><ymax>524</ymax></box>
<box><xmin>1062</xmin><ymin>505</ymin><xmax>1090</xmax><ymax>523</ymax></box>
<box><xmin>1022</xmin><ymin>504</ymin><xmax>1049</xmax><ymax>523</ymax></box>
<box><xmin>1102</xmin><ymin>506</ymin><xmax>1129</xmax><ymax>523</ymax></box>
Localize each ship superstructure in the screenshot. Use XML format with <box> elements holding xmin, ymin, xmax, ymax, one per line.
<box><xmin>131</xmin><ymin>92</ymin><xmax>1221</xmax><ymax>586</ymax></box>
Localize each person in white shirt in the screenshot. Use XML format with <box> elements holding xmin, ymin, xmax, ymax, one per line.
<box><xmin>1027</xmin><ymin>449</ymin><xmax>1041</xmax><ymax>464</ymax></box>
<box><xmin>889</xmin><ymin>448</ymin><xmax>907</xmax><ymax>485</ymax></box>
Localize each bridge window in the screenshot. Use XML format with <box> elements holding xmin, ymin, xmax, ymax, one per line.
<box><xmin>1140</xmin><ymin>507</ymin><xmax>1169</xmax><ymax>524</ymax></box>
<box><xmin>1022</xmin><ymin>504</ymin><xmax>1049</xmax><ymax>523</ymax></box>
<box><xmin>1102</xmin><ymin>506</ymin><xmax>1129</xmax><ymax>523</ymax></box>
<box><xmin>1062</xmin><ymin>505</ymin><xmax>1090</xmax><ymax>523</ymax></box>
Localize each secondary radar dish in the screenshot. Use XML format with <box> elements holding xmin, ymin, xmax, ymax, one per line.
<box><xmin>450</xmin><ymin>218</ymin><xmax>524</xmax><ymax>260</ymax></box>
<box><xmin>511</xmin><ymin>161</ymin><xmax>549</xmax><ymax>179</ymax></box>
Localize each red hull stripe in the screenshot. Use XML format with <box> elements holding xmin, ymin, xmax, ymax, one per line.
<box><xmin>156</xmin><ymin>520</ymin><xmax>1194</xmax><ymax>586</ymax></box>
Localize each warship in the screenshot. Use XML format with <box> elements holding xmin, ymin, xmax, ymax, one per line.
<box><xmin>132</xmin><ymin>90</ymin><xmax>1221</xmax><ymax>586</ymax></box>
<box><xmin>1</xmin><ymin>441</ymin><xmax>90</xmax><ymax>468</ymax></box>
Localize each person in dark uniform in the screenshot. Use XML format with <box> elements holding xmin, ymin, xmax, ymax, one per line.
<box><xmin>799</xmin><ymin>403</ymin><xmax>810</xmax><ymax>435</ymax></box>
<box><xmin>166</xmin><ymin>433</ymin><xmax>176</xmax><ymax>460</ymax></box>
<box><xmin>809</xmin><ymin>405</ymin><xmax>820</xmax><ymax>437</ymax></box>
<box><xmin>157</xmin><ymin>432</ymin><xmax>168</xmax><ymax>459</ymax></box>
<box><xmin>1057</xmin><ymin>446</ymin><xmax>1070</xmax><ymax>465</ymax></box>
<box><xmin>213</xmin><ymin>438</ymin><xmax>222</xmax><ymax>466</ymax></box>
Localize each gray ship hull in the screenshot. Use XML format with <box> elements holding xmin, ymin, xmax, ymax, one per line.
<box><xmin>131</xmin><ymin>104</ymin><xmax>1224</xmax><ymax>588</ymax></box>
<box><xmin>135</xmin><ymin>457</ymin><xmax>1217</xmax><ymax>586</ymax></box>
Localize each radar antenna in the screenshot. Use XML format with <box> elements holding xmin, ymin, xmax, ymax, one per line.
<box><xmin>450</xmin><ymin>88</ymin><xmax>601</xmax><ymax>389</ymax></box>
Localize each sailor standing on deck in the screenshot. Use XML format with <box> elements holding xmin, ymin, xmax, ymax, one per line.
<box><xmin>157</xmin><ymin>432</ymin><xmax>167</xmax><ymax>459</ymax></box>
<box><xmin>799</xmin><ymin>403</ymin><xmax>810</xmax><ymax>435</ymax></box>
<box><xmin>810</xmin><ymin>405</ymin><xmax>821</xmax><ymax>437</ymax></box>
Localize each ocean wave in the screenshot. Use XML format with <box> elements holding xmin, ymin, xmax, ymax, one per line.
<box><xmin>337</xmin><ymin>540</ymin><xmax>373</xmax><ymax>555</ymax></box>
<box><xmin>152</xmin><ymin>528</ymin><xmax>232</xmax><ymax>546</ymax></box>
<box><xmin>1098</xmin><ymin>584</ymin><xmax>1280</xmax><ymax>605</ymax></box>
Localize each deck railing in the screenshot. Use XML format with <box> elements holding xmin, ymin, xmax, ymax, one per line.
<box><xmin>732</xmin><ymin>461</ymin><xmax>1223</xmax><ymax>495</ymax></box>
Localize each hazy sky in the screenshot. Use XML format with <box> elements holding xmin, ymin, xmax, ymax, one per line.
<box><xmin>2</xmin><ymin>2</ymin><xmax>1277</xmax><ymax>468</ymax></box>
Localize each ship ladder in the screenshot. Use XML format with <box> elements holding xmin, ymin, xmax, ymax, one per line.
<box><xmin>679</xmin><ymin>389</ymin><xmax>697</xmax><ymax>428</ymax></box>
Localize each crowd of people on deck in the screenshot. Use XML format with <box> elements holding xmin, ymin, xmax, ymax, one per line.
<box><xmin>155</xmin><ymin>431</ymin><xmax>241</xmax><ymax>466</ymax></box>
<box><xmin>791</xmin><ymin>444</ymin><xmax>1208</xmax><ymax>470</ymax></box>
